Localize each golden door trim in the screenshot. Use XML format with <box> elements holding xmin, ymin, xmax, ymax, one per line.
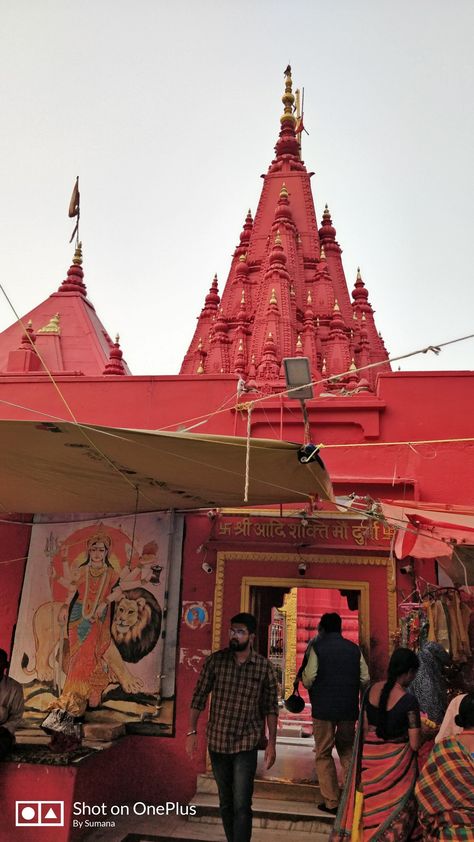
<box><xmin>212</xmin><ymin>551</ymin><xmax>396</xmax><ymax>656</ymax></box>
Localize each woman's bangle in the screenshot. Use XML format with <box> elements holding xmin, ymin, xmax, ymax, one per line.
<box><xmin>186</xmin><ymin>730</ymin><xmax>197</xmax><ymax>736</ymax></box>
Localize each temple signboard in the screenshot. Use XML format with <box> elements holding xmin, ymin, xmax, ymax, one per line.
<box><xmin>217</xmin><ymin>516</ymin><xmax>394</xmax><ymax>549</ymax></box>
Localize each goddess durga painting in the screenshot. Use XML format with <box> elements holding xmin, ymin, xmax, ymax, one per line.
<box><xmin>55</xmin><ymin>530</ymin><xmax>144</xmax><ymax>709</ymax></box>
<box><xmin>11</xmin><ymin>513</ymin><xmax>181</xmax><ymax>746</ymax></box>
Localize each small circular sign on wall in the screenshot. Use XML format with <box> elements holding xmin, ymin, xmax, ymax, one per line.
<box><xmin>184</xmin><ymin>602</ymin><xmax>210</xmax><ymax>629</ymax></box>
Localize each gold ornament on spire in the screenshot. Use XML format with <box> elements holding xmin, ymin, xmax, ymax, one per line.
<box><xmin>334</xmin><ymin>298</ymin><xmax>340</xmax><ymax>312</ymax></box>
<box><xmin>197</xmin><ymin>337</ymin><xmax>203</xmax><ymax>351</ymax></box>
<box><xmin>281</xmin><ymin>65</ymin><xmax>296</xmax><ymax>125</ymax></box>
<box><xmin>197</xmin><ymin>361</ymin><xmax>204</xmax><ymax>374</ymax></box>
<box><xmin>73</xmin><ymin>242</ymin><xmax>83</xmax><ymax>266</ymax></box>
<box><xmin>240</xmin><ymin>290</ymin><xmax>245</xmax><ymax>305</ymax></box>
<box><xmin>320</xmin><ymin>244</ymin><xmax>326</xmax><ymax>260</ymax></box>
<box><xmin>357</xmin><ymin>267</ymin><xmax>362</xmax><ymax>280</ymax></box>
<box><xmin>307</xmin><ymin>289</ymin><xmax>312</xmax><ymax>305</ymax></box>
<box><xmin>38</xmin><ymin>313</ymin><xmax>61</xmax><ymax>335</ymax></box>
<box><xmin>296</xmin><ymin>334</ymin><xmax>303</xmax><ymax>349</ymax></box>
<box><xmin>275</xmin><ymin>230</ymin><xmax>282</xmax><ymax>246</ymax></box>
<box><xmin>270</xmin><ymin>288</ymin><xmax>278</xmax><ymax>305</ymax></box>
<box><xmin>280</xmin><ymin>182</ymin><xmax>289</xmax><ymax>199</ymax></box>
<box><xmin>115</xmin><ymin>333</ymin><xmax>120</xmax><ymax>344</ymax></box>
<box><xmin>350</xmin><ymin>359</ymin><xmax>357</xmax><ymax>371</ymax></box>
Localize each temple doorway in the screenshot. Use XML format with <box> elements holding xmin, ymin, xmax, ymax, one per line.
<box><xmin>248</xmin><ymin>581</ymin><xmax>362</xmax><ymax>785</ymax></box>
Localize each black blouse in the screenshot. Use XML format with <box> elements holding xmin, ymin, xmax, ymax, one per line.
<box><xmin>366</xmin><ymin>691</ymin><xmax>421</xmax><ymax>741</ymax></box>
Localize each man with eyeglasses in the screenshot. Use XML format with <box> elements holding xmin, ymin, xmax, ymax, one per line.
<box><xmin>186</xmin><ymin>612</ymin><xmax>279</xmax><ymax>842</ymax></box>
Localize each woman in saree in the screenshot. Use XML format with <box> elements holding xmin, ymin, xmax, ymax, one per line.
<box><xmin>330</xmin><ymin>647</ymin><xmax>421</xmax><ymax>841</ymax></box>
<box><xmin>416</xmin><ymin>692</ymin><xmax>474</xmax><ymax>839</ymax></box>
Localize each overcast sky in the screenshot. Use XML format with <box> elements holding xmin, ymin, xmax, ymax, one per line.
<box><xmin>1</xmin><ymin>0</ymin><xmax>473</xmax><ymax>376</ymax></box>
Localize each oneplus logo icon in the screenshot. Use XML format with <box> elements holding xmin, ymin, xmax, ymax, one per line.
<box><xmin>15</xmin><ymin>801</ymin><xmax>64</xmax><ymax>826</ymax></box>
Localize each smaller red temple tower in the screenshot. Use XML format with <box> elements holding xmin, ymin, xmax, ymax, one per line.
<box><xmin>0</xmin><ymin>243</ymin><xmax>131</xmax><ymax>377</ymax></box>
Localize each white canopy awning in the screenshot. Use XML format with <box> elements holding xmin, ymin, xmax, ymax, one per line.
<box><xmin>0</xmin><ymin>420</ymin><xmax>333</xmax><ymax>514</ymax></box>
<box><xmin>381</xmin><ymin>500</ymin><xmax>474</xmax><ymax>586</ymax></box>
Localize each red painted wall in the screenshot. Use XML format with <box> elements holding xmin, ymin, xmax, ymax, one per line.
<box><xmin>0</xmin><ymin>367</ymin><xmax>472</xmax><ymax>837</ymax></box>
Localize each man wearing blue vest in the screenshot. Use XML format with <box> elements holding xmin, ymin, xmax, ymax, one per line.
<box><xmin>302</xmin><ymin>612</ymin><xmax>369</xmax><ymax>814</ymax></box>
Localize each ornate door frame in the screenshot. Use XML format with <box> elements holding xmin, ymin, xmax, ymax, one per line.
<box><xmin>212</xmin><ymin>551</ymin><xmax>397</xmax><ymax>666</ymax></box>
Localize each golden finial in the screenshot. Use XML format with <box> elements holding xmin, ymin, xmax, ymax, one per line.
<box><xmin>320</xmin><ymin>245</ymin><xmax>326</xmax><ymax>260</ymax></box>
<box><xmin>275</xmin><ymin>230</ymin><xmax>282</xmax><ymax>246</ymax></box>
<box><xmin>307</xmin><ymin>289</ymin><xmax>312</xmax><ymax>305</ymax></box>
<box><xmin>350</xmin><ymin>358</ymin><xmax>357</xmax><ymax>372</ymax></box>
<box><xmin>38</xmin><ymin>313</ymin><xmax>61</xmax><ymax>335</ymax></box>
<box><xmin>290</xmin><ymin>284</ymin><xmax>296</xmax><ymax>297</ymax></box>
<box><xmin>280</xmin><ymin>182</ymin><xmax>289</xmax><ymax>199</ymax></box>
<box><xmin>240</xmin><ymin>290</ymin><xmax>245</xmax><ymax>305</ymax></box>
<box><xmin>362</xmin><ymin>312</ymin><xmax>366</xmax><ymax>322</ymax></box>
<box><xmin>251</xmin><ymin>354</ymin><xmax>256</xmax><ymax>364</ymax></box>
<box><xmin>197</xmin><ymin>361</ymin><xmax>204</xmax><ymax>374</ymax></box>
<box><xmin>357</xmin><ymin>267</ymin><xmax>362</xmax><ymax>280</ymax></box>
<box><xmin>239</xmin><ymin>253</ymin><xmax>247</xmax><ymax>263</ymax></box>
<box><xmin>281</xmin><ymin>65</ymin><xmax>296</xmax><ymax>125</ymax></box>
<box><xmin>197</xmin><ymin>337</ymin><xmax>203</xmax><ymax>351</ymax></box>
<box><xmin>297</xmin><ymin>233</ymin><xmax>302</xmax><ymax>244</ymax></box>
<box><xmin>333</xmin><ymin>298</ymin><xmax>340</xmax><ymax>312</ymax></box>
<box><xmin>270</xmin><ymin>288</ymin><xmax>277</xmax><ymax>305</ymax></box>
<box><xmin>73</xmin><ymin>241</ymin><xmax>83</xmax><ymax>266</ymax></box>
<box><xmin>322</xmin><ymin>357</ymin><xmax>327</xmax><ymax>374</ymax></box>
<box><xmin>268</xmin><ymin>331</ymin><xmax>273</xmax><ymax>339</ymax></box>
<box><xmin>115</xmin><ymin>333</ymin><xmax>120</xmax><ymax>344</ymax></box>
<box><xmin>27</xmin><ymin>319</ymin><xmax>33</xmax><ymax>329</ymax></box>
<box><xmin>238</xmin><ymin>339</ymin><xmax>244</xmax><ymax>351</ymax></box>
<box><xmin>353</xmin><ymin>311</ymin><xmax>358</xmax><ymax>321</ymax></box>
<box><xmin>296</xmin><ymin>334</ymin><xmax>303</xmax><ymax>349</ymax></box>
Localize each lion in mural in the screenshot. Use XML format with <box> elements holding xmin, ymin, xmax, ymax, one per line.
<box><xmin>111</xmin><ymin>587</ymin><xmax>162</xmax><ymax>664</ymax></box>
<box><xmin>22</xmin><ymin>587</ymin><xmax>161</xmax><ymax>684</ymax></box>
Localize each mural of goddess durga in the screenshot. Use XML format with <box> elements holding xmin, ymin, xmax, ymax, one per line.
<box><xmin>39</xmin><ymin>523</ymin><xmax>162</xmax><ymax>746</ymax></box>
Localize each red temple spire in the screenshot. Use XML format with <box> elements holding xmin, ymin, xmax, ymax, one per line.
<box><xmin>204</xmin><ymin>273</ymin><xmax>220</xmax><ymax>312</ymax></box>
<box><xmin>180</xmin><ymin>67</ymin><xmax>390</xmax><ymax>391</ymax></box>
<box><xmin>234</xmin><ymin>209</ymin><xmax>254</xmax><ymax>258</ymax></box>
<box><xmin>58</xmin><ymin>242</ymin><xmax>87</xmax><ymax>295</ymax></box>
<box><xmin>103</xmin><ymin>334</ymin><xmax>126</xmax><ymax>376</ymax></box>
<box><xmin>325</xmin><ymin>299</ymin><xmax>352</xmax><ymax>387</ymax></box>
<box><xmin>274</xmin><ymin>68</ymin><xmax>300</xmax><ymax>158</ymax></box>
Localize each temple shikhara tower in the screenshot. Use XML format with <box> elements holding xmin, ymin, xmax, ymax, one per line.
<box><xmin>181</xmin><ymin>67</ymin><xmax>389</xmax><ymax>393</ymax></box>
<box><xmin>0</xmin><ymin>66</ymin><xmax>473</xmax><ymax>841</ymax></box>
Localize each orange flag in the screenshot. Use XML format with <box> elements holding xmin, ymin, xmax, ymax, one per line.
<box><xmin>68</xmin><ymin>177</ymin><xmax>80</xmax><ymax>218</ymax></box>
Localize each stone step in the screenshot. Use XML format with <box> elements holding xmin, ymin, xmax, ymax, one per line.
<box><xmin>196</xmin><ymin>772</ymin><xmax>320</xmax><ymax>804</ymax></box>
<box><xmin>189</xmin><ymin>793</ymin><xmax>334</xmax><ymax>834</ymax></box>
<box><xmin>121</xmin><ymin>821</ymin><xmax>331</xmax><ymax>841</ymax></box>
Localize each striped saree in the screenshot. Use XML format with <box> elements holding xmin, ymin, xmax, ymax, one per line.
<box><xmin>415</xmin><ymin>738</ymin><xmax>474</xmax><ymax>840</ymax></box>
<box><xmin>330</xmin><ymin>698</ymin><xmax>419</xmax><ymax>841</ymax></box>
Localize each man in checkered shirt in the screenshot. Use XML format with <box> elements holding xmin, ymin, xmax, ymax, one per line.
<box><xmin>186</xmin><ymin>612</ymin><xmax>279</xmax><ymax>842</ymax></box>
